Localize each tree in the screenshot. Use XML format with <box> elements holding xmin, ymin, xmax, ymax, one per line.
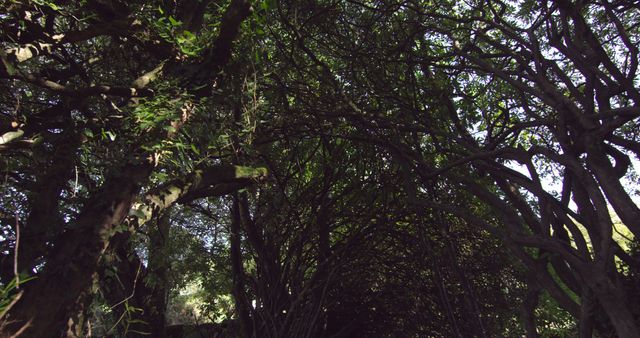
<box><xmin>2</xmin><ymin>0</ymin><xmax>639</xmax><ymax>337</ymax></box>
<box><xmin>0</xmin><ymin>0</ymin><xmax>257</xmax><ymax>336</ymax></box>
<box><xmin>262</xmin><ymin>0</ymin><xmax>640</xmax><ymax>336</ymax></box>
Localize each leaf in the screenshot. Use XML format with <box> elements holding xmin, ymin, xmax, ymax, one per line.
<box><xmin>182</xmin><ymin>30</ymin><xmax>195</xmax><ymax>39</ymax></box>
<box><xmin>190</xmin><ymin>143</ymin><xmax>200</xmax><ymax>155</ymax></box>
<box><xmin>168</xmin><ymin>16</ymin><xmax>181</xmax><ymax>27</ymax></box>
<box><xmin>14</xmin><ymin>46</ymin><xmax>34</xmax><ymax>62</ymax></box>
<box><xmin>129</xmin><ymin>208</ymin><xmax>147</xmax><ymax>219</ymax></box>
<box><xmin>260</xmin><ymin>0</ymin><xmax>276</xmax><ymax>10</ymax></box>
<box><xmin>106</xmin><ymin>131</ymin><xmax>116</xmax><ymax>141</ymax></box>
<box><xmin>0</xmin><ymin>130</ymin><xmax>24</xmax><ymax>145</ymax></box>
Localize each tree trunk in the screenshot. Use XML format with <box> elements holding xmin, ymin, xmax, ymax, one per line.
<box><xmin>146</xmin><ymin>212</ymin><xmax>172</xmax><ymax>338</ymax></box>
<box><xmin>231</xmin><ymin>194</ymin><xmax>253</xmax><ymax>338</ymax></box>
<box><xmin>1</xmin><ymin>134</ymin><xmax>76</xmax><ymax>282</ymax></box>
<box><xmin>100</xmin><ymin>232</ymin><xmax>155</xmax><ymax>337</ymax></box>
<box><xmin>314</xmin><ymin>193</ymin><xmax>331</xmax><ymax>337</ymax></box>
<box><xmin>521</xmin><ymin>283</ymin><xmax>540</xmax><ymax>338</ymax></box>
<box><xmin>578</xmin><ymin>288</ymin><xmax>595</xmax><ymax>338</ymax></box>
<box><xmin>236</xmin><ymin>192</ymin><xmax>288</xmax><ymax>334</ymax></box>
<box><xmin>588</xmin><ymin>273</ymin><xmax>640</xmax><ymax>338</ymax></box>
<box><xmin>1</xmin><ymin>164</ymin><xmax>150</xmax><ymax>338</ymax></box>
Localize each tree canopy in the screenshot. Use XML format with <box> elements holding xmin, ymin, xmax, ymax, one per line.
<box><xmin>1</xmin><ymin>0</ymin><xmax>640</xmax><ymax>337</ymax></box>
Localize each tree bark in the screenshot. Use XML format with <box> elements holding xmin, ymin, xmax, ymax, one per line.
<box><xmin>1</xmin><ymin>133</ymin><xmax>76</xmax><ymax>282</ymax></box>
<box><xmin>231</xmin><ymin>194</ymin><xmax>253</xmax><ymax>338</ymax></box>
<box><xmin>521</xmin><ymin>282</ymin><xmax>540</xmax><ymax>338</ymax></box>
<box><xmin>578</xmin><ymin>289</ymin><xmax>595</xmax><ymax>338</ymax></box>
<box><xmin>99</xmin><ymin>231</ymin><xmax>156</xmax><ymax>337</ymax></box>
<box><xmin>588</xmin><ymin>273</ymin><xmax>640</xmax><ymax>338</ymax></box>
<box><xmin>146</xmin><ymin>212</ymin><xmax>172</xmax><ymax>338</ymax></box>
<box><xmin>0</xmin><ymin>164</ymin><xmax>150</xmax><ymax>338</ymax></box>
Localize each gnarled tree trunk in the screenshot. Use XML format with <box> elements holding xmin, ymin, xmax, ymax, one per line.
<box><xmin>1</xmin><ymin>164</ymin><xmax>150</xmax><ymax>337</ymax></box>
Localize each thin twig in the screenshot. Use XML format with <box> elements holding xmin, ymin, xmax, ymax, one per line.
<box><xmin>8</xmin><ymin>319</ymin><xmax>31</xmax><ymax>338</ymax></box>
<box><xmin>0</xmin><ymin>290</ymin><xmax>23</xmax><ymax>319</ymax></box>
<box><xmin>73</xmin><ymin>166</ymin><xmax>79</xmax><ymax>197</ymax></box>
<box><xmin>106</xmin><ymin>261</ymin><xmax>142</xmax><ymax>334</ymax></box>
<box><xmin>13</xmin><ymin>213</ymin><xmax>19</xmax><ymax>287</ymax></box>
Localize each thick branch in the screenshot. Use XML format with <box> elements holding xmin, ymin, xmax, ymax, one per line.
<box><xmin>129</xmin><ymin>165</ymin><xmax>267</xmax><ymax>227</ymax></box>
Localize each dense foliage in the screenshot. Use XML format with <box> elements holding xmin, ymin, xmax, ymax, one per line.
<box><xmin>1</xmin><ymin>0</ymin><xmax>639</xmax><ymax>337</ymax></box>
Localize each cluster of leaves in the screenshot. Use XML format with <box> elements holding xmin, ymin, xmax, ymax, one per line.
<box><xmin>0</xmin><ymin>275</ymin><xmax>35</xmax><ymax>316</ymax></box>
<box><xmin>150</xmin><ymin>7</ymin><xmax>203</xmax><ymax>58</ymax></box>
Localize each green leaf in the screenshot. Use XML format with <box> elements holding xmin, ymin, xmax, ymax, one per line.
<box><xmin>182</xmin><ymin>30</ymin><xmax>195</xmax><ymax>39</ymax></box>
<box><xmin>260</xmin><ymin>0</ymin><xmax>276</xmax><ymax>10</ymax></box>
<box><xmin>190</xmin><ymin>143</ymin><xmax>200</xmax><ymax>155</ymax></box>
<box><xmin>168</xmin><ymin>16</ymin><xmax>181</xmax><ymax>27</ymax></box>
<box><xmin>106</xmin><ymin>131</ymin><xmax>116</xmax><ymax>141</ymax></box>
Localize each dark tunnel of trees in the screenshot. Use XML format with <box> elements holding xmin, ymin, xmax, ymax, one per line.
<box><xmin>1</xmin><ymin>0</ymin><xmax>640</xmax><ymax>337</ymax></box>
